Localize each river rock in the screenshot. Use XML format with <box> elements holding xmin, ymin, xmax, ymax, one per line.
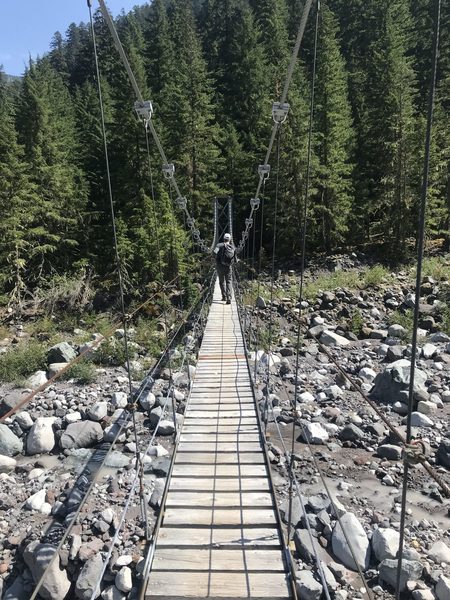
<box><xmin>26</xmin><ymin>417</ymin><xmax>56</xmax><ymax>454</ymax></box>
<box><xmin>409</xmin><ymin>412</ymin><xmax>434</xmax><ymax>427</ymax></box>
<box><xmin>26</xmin><ymin>370</ymin><xmax>48</xmax><ymax>388</ymax></box>
<box><xmin>295</xmin><ymin>570</ymin><xmax>323</xmax><ymax>600</ymax></box>
<box><xmin>300</xmin><ymin>421</ymin><xmax>329</xmax><ymax>444</ymax></box>
<box><xmin>436</xmin><ymin>575</ymin><xmax>450</xmax><ymax>600</ymax></box>
<box><xmin>370</xmin><ymin>359</ymin><xmax>427</xmax><ymax>404</ymax></box>
<box><xmin>428</xmin><ymin>540</ymin><xmax>450</xmax><ymax>564</ymax></box>
<box><xmin>377</xmin><ymin>444</ymin><xmax>402</xmax><ymax>461</ymax></box>
<box><xmin>60</xmin><ymin>421</ymin><xmax>103</xmax><ymax>449</ymax></box>
<box><xmin>47</xmin><ymin>342</ymin><xmax>77</xmax><ymax>364</ymax></box>
<box><xmin>379</xmin><ymin>558</ymin><xmax>423</xmax><ymax>592</ymax></box>
<box><xmin>371</xmin><ymin>528</ymin><xmax>400</xmax><ymax>561</ymax></box>
<box><xmin>115</xmin><ymin>567</ymin><xmax>132</xmax><ymax>593</ymax></box>
<box><xmin>76</xmin><ymin>553</ymin><xmax>103</xmax><ymax>599</ymax></box>
<box><xmin>24</xmin><ymin>540</ymin><xmax>71</xmax><ymax>600</ymax></box>
<box><xmin>111</xmin><ymin>392</ymin><xmax>128</xmax><ymax>408</ymax></box>
<box><xmin>0</xmin><ymin>424</ymin><xmax>23</xmax><ymax>456</ymax></box>
<box><xmin>0</xmin><ymin>455</ymin><xmax>17</xmax><ymax>472</ymax></box>
<box><xmin>88</xmin><ymin>401</ymin><xmax>108</xmax><ymax>421</ymax></box>
<box><xmin>331</xmin><ymin>512</ymin><xmax>370</xmax><ymax>571</ymax></box>
<box><xmin>139</xmin><ymin>390</ymin><xmax>156</xmax><ymax>411</ymax></box>
<box><xmin>48</xmin><ymin>363</ymin><xmax>68</xmax><ymax>378</ymax></box>
<box><xmin>15</xmin><ymin>411</ymin><xmax>33</xmax><ymax>429</ymax></box>
<box><xmin>26</xmin><ymin>489</ymin><xmax>47</xmax><ymax>511</ymax></box>
<box><xmin>320</xmin><ymin>330</ymin><xmax>350</xmax><ymax>347</ymax></box>
<box><xmin>101</xmin><ymin>586</ymin><xmax>126</xmax><ymax>600</ymax></box>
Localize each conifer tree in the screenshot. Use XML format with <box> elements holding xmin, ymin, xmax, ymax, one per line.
<box><xmin>311</xmin><ymin>4</ymin><xmax>354</xmax><ymax>252</ymax></box>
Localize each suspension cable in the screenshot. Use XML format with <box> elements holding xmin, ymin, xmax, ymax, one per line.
<box><xmin>395</xmin><ymin>0</ymin><xmax>442</xmax><ymax>595</ymax></box>
<box><xmin>288</xmin><ymin>0</ymin><xmax>320</xmax><ymax>545</ymax></box>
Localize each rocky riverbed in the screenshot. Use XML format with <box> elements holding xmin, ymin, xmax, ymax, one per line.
<box><xmin>0</xmin><ymin>255</ymin><xmax>449</xmax><ymax>599</ymax></box>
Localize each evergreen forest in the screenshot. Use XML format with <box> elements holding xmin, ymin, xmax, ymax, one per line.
<box><xmin>0</xmin><ymin>0</ymin><xmax>449</xmax><ymax>307</ymax></box>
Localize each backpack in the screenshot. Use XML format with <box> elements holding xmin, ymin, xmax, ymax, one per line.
<box><xmin>220</xmin><ymin>243</ymin><xmax>235</xmax><ymax>266</ymax></box>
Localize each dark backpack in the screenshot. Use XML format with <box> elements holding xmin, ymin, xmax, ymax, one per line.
<box><xmin>220</xmin><ymin>243</ymin><xmax>235</xmax><ymax>266</ymax></box>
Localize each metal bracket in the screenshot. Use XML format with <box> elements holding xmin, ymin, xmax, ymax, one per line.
<box><xmin>175</xmin><ymin>196</ymin><xmax>187</xmax><ymax>210</ymax></box>
<box><xmin>162</xmin><ymin>164</ymin><xmax>175</xmax><ymax>179</ymax></box>
<box><xmin>272</xmin><ymin>102</ymin><xmax>290</xmax><ymax>124</ymax></box>
<box><xmin>258</xmin><ymin>164</ymin><xmax>271</xmax><ymax>181</ymax></box>
<box><xmin>250</xmin><ymin>197</ymin><xmax>260</xmax><ymax>210</ymax></box>
<box><xmin>134</xmin><ymin>100</ymin><xmax>153</xmax><ymax>121</ymax></box>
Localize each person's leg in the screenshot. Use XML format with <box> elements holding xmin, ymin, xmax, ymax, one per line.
<box><xmin>217</xmin><ymin>268</ymin><xmax>226</xmax><ymax>300</ymax></box>
<box><xmin>225</xmin><ymin>268</ymin><xmax>232</xmax><ymax>303</ymax></box>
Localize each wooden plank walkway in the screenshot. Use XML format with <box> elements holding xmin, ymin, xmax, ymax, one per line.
<box><xmin>145</xmin><ymin>280</ymin><xmax>292</xmax><ymax>599</ymax></box>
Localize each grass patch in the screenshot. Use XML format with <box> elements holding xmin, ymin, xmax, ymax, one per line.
<box><xmin>363</xmin><ymin>265</ymin><xmax>390</xmax><ymax>287</ymax></box>
<box><xmin>134</xmin><ymin>317</ymin><xmax>166</xmax><ymax>357</ymax></box>
<box><xmin>0</xmin><ymin>341</ymin><xmax>47</xmax><ymax>383</ymax></box>
<box><xmin>420</xmin><ymin>256</ymin><xmax>450</xmax><ymax>282</ymax></box>
<box><xmin>61</xmin><ymin>359</ymin><xmax>97</xmax><ymax>384</ymax></box>
<box><xmin>388</xmin><ymin>309</ymin><xmax>414</xmax><ymax>335</ymax></box>
<box><xmin>348</xmin><ymin>311</ymin><xmax>365</xmax><ymax>337</ymax></box>
<box><xmin>92</xmin><ymin>338</ymin><xmax>127</xmax><ymax>367</ymax></box>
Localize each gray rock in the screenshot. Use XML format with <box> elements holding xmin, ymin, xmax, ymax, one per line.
<box><xmin>331</xmin><ymin>512</ymin><xmax>370</xmax><ymax>571</ymax></box>
<box><xmin>436</xmin><ymin>575</ymin><xmax>450</xmax><ymax>600</ymax></box>
<box><xmin>387</xmin><ymin>346</ymin><xmax>405</xmax><ymax>362</ymax></box>
<box><xmin>150</xmin><ymin>456</ymin><xmax>171</xmax><ymax>476</ymax></box>
<box><xmin>15</xmin><ymin>411</ymin><xmax>33</xmax><ymax>429</ymax></box>
<box><xmin>139</xmin><ymin>390</ymin><xmax>156</xmax><ymax>412</ymax></box>
<box><xmin>24</xmin><ymin>541</ymin><xmax>71</xmax><ymax>600</ymax></box>
<box><xmin>307</xmin><ymin>493</ymin><xmax>331</xmax><ymax>513</ymax></box>
<box><xmin>157</xmin><ymin>419</ymin><xmax>175</xmax><ymax>436</ymax></box>
<box><xmin>60</xmin><ymin>421</ymin><xmax>103</xmax><ymax>449</ymax></box>
<box><xmin>371</xmin><ymin>528</ymin><xmax>400</xmax><ymax>561</ymax></box>
<box><xmin>370</xmin><ymin>359</ymin><xmax>427</xmax><ymax>404</ymax></box>
<box><xmin>279</xmin><ymin>495</ymin><xmax>306</xmax><ymax>528</ymax></box>
<box><xmin>428</xmin><ymin>540</ymin><xmax>450</xmax><ymax>564</ymax></box>
<box><xmin>293</xmin><ymin>529</ymin><xmax>316</xmax><ymax>562</ymax></box>
<box><xmin>111</xmin><ymin>392</ymin><xmax>128</xmax><ymax>408</ymax></box>
<box><xmin>0</xmin><ymin>423</ymin><xmax>23</xmax><ymax>456</ymax></box>
<box><xmin>295</xmin><ymin>570</ymin><xmax>323</xmax><ymax>600</ymax></box>
<box><xmin>338</xmin><ymin>423</ymin><xmax>365</xmax><ymax>443</ymax></box>
<box><xmin>0</xmin><ymin>454</ymin><xmax>17</xmax><ymax>472</ymax></box>
<box><xmin>379</xmin><ymin>558</ymin><xmax>423</xmax><ymax>592</ymax></box>
<box><xmin>101</xmin><ymin>586</ymin><xmax>126</xmax><ymax>600</ymax></box>
<box><xmin>300</xmin><ymin>421</ymin><xmax>329</xmax><ymax>444</ymax></box>
<box><xmin>115</xmin><ymin>567</ymin><xmax>132</xmax><ymax>593</ymax></box>
<box><xmin>76</xmin><ymin>553</ymin><xmax>103</xmax><ymax>599</ymax></box>
<box><xmin>437</xmin><ymin>439</ymin><xmax>450</xmax><ymax>468</ymax></box>
<box><xmin>422</xmin><ymin>343</ymin><xmax>438</xmax><ymax>359</ymax></box>
<box><xmin>47</xmin><ymin>342</ymin><xmax>77</xmax><ymax>364</ymax></box>
<box><xmin>150</xmin><ymin>479</ymin><xmax>165</xmax><ymax>509</ymax></box>
<box><xmin>0</xmin><ymin>389</ymin><xmax>28</xmax><ymax>418</ymax></box>
<box><xmin>3</xmin><ymin>573</ymin><xmax>30</xmax><ymax>600</ymax></box>
<box><xmin>256</xmin><ymin>296</ymin><xmax>266</xmax><ymax>309</ymax></box>
<box><xmin>26</xmin><ymin>417</ymin><xmax>56</xmax><ymax>454</ymax></box>
<box><xmin>377</xmin><ymin>444</ymin><xmax>402</xmax><ymax>461</ymax></box>
<box><xmin>388</xmin><ymin>324</ymin><xmax>407</xmax><ymax>338</ymax></box>
<box><xmin>409</xmin><ymin>412</ymin><xmax>434</xmax><ymax>428</ymax></box>
<box><xmin>320</xmin><ymin>330</ymin><xmax>350</xmax><ymax>347</ymax></box>
<box><xmin>88</xmin><ymin>401</ymin><xmax>108</xmax><ymax>421</ymax></box>
<box><xmin>26</xmin><ymin>370</ymin><xmax>48</xmax><ymax>388</ymax></box>
<box><xmin>48</xmin><ymin>363</ymin><xmax>68</xmax><ymax>378</ymax></box>
<box><xmin>412</xmin><ymin>588</ymin><xmax>437</xmax><ymax>600</ymax></box>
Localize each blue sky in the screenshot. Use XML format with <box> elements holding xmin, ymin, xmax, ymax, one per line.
<box><xmin>0</xmin><ymin>0</ymin><xmax>143</xmax><ymax>76</ymax></box>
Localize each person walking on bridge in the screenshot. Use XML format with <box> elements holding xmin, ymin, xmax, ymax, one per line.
<box><xmin>213</xmin><ymin>233</ymin><xmax>235</xmax><ymax>304</ymax></box>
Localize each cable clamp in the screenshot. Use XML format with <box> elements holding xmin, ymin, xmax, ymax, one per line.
<box><xmin>402</xmin><ymin>439</ymin><xmax>430</xmax><ymax>466</ymax></box>
<box><xmin>134</xmin><ymin>100</ymin><xmax>153</xmax><ymax>121</ymax></box>
<box><xmin>186</xmin><ymin>216</ymin><xmax>195</xmax><ymax>228</ymax></box>
<box><xmin>272</xmin><ymin>101</ymin><xmax>290</xmax><ymax>124</ymax></box>
<box><xmin>250</xmin><ymin>197</ymin><xmax>260</xmax><ymax>210</ymax></box>
<box><xmin>245</xmin><ymin>217</ymin><xmax>253</xmax><ymax>228</ymax></box>
<box><xmin>175</xmin><ymin>196</ymin><xmax>187</xmax><ymax>210</ymax></box>
<box><xmin>126</xmin><ymin>402</ymin><xmax>137</xmax><ymax>412</ymax></box>
<box><xmin>162</xmin><ymin>164</ymin><xmax>175</xmax><ymax>179</ymax></box>
<box><xmin>258</xmin><ymin>164</ymin><xmax>271</xmax><ymax>181</ymax></box>
<box><xmin>192</xmin><ymin>229</ymin><xmax>201</xmax><ymax>242</ymax></box>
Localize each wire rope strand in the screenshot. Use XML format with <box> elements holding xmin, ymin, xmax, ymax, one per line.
<box><xmin>395</xmin><ymin>0</ymin><xmax>442</xmax><ymax>595</ymax></box>
<box><xmin>287</xmin><ymin>0</ymin><xmax>320</xmax><ymax>545</ymax></box>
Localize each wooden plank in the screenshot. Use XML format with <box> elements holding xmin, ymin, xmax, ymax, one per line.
<box><xmin>171</xmin><ymin>464</ymin><xmax>267</xmax><ymax>477</ymax></box>
<box><xmin>146</xmin><ymin>571</ymin><xmax>291</xmax><ymax>598</ymax></box>
<box><xmin>176</xmin><ymin>442</ymin><xmax>262</xmax><ymax>453</ymax></box>
<box><xmin>184</xmin><ymin>410</ymin><xmax>256</xmax><ymax>419</ymax></box>
<box><xmin>152</xmin><ymin>549</ymin><xmax>285</xmax><ymax>571</ymax></box>
<box><xmin>165</xmin><ymin>491</ymin><xmax>273</xmax><ymax>507</ymax></box>
<box><xmin>156</xmin><ymin>526</ymin><xmax>280</xmax><ymax>547</ymax></box>
<box><xmin>163</xmin><ymin>508</ymin><xmax>277</xmax><ymax>527</ymax></box>
<box><xmin>175</xmin><ymin>452</ymin><xmax>265</xmax><ymax>465</ymax></box>
<box><xmin>168</xmin><ymin>478</ymin><xmax>270</xmax><ymax>492</ymax></box>
<box><xmin>179</xmin><ymin>433</ymin><xmax>260</xmax><ymax>443</ymax></box>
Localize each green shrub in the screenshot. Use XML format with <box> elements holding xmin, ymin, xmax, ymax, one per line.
<box><xmin>0</xmin><ymin>341</ymin><xmax>47</xmax><ymax>383</ymax></box>
<box><xmin>388</xmin><ymin>309</ymin><xmax>414</xmax><ymax>335</ymax></box>
<box><xmin>92</xmin><ymin>338</ymin><xmax>127</xmax><ymax>367</ymax></box>
<box><xmin>348</xmin><ymin>311</ymin><xmax>364</xmax><ymax>336</ymax></box>
<box><xmin>61</xmin><ymin>360</ymin><xmax>97</xmax><ymax>384</ymax></box>
<box><xmin>363</xmin><ymin>265</ymin><xmax>390</xmax><ymax>287</ymax></box>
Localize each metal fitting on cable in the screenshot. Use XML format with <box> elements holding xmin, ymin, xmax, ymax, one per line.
<box><xmin>250</xmin><ymin>197</ymin><xmax>261</xmax><ymax>210</ymax></box>
<box><xmin>192</xmin><ymin>229</ymin><xmax>200</xmax><ymax>241</ymax></box>
<box><xmin>175</xmin><ymin>196</ymin><xmax>187</xmax><ymax>210</ymax></box>
<box><xmin>402</xmin><ymin>440</ymin><xmax>430</xmax><ymax>466</ymax></box>
<box><xmin>245</xmin><ymin>218</ymin><xmax>253</xmax><ymax>228</ymax></box>
<box><xmin>272</xmin><ymin>101</ymin><xmax>290</xmax><ymax>124</ymax></box>
<box><xmin>134</xmin><ymin>100</ymin><xmax>153</xmax><ymax>121</ymax></box>
<box><xmin>258</xmin><ymin>164</ymin><xmax>271</xmax><ymax>181</ymax></box>
<box><xmin>162</xmin><ymin>163</ymin><xmax>175</xmax><ymax>179</ymax></box>
<box><xmin>186</xmin><ymin>217</ymin><xmax>195</xmax><ymax>228</ymax></box>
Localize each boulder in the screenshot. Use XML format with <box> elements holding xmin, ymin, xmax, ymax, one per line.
<box><xmin>436</xmin><ymin>575</ymin><xmax>450</xmax><ymax>600</ymax></box>
<box><xmin>139</xmin><ymin>390</ymin><xmax>156</xmax><ymax>411</ymax></box>
<box><xmin>3</xmin><ymin>573</ymin><xmax>29</xmax><ymax>600</ymax></box>
<box><xmin>0</xmin><ymin>454</ymin><xmax>17</xmax><ymax>473</ymax></box>
<box><xmin>319</xmin><ymin>330</ymin><xmax>350</xmax><ymax>347</ymax></box>
<box><xmin>60</xmin><ymin>421</ymin><xmax>103</xmax><ymax>449</ymax></box>
<box><xmin>101</xmin><ymin>586</ymin><xmax>126</xmax><ymax>600</ymax></box>
<box><xmin>295</xmin><ymin>570</ymin><xmax>323</xmax><ymax>600</ymax></box>
<box><xmin>428</xmin><ymin>540</ymin><xmax>450</xmax><ymax>564</ymax></box>
<box><xmin>371</xmin><ymin>528</ymin><xmax>400</xmax><ymax>561</ymax></box>
<box><xmin>0</xmin><ymin>424</ymin><xmax>23</xmax><ymax>456</ymax></box>
<box><xmin>88</xmin><ymin>401</ymin><xmax>108</xmax><ymax>421</ymax></box>
<box><xmin>26</xmin><ymin>370</ymin><xmax>48</xmax><ymax>388</ymax></box>
<box><xmin>279</xmin><ymin>495</ymin><xmax>307</xmax><ymax>528</ymax></box>
<box><xmin>377</xmin><ymin>444</ymin><xmax>402</xmax><ymax>461</ymax></box>
<box><xmin>23</xmin><ymin>541</ymin><xmax>71</xmax><ymax>600</ymax></box>
<box><xmin>409</xmin><ymin>412</ymin><xmax>434</xmax><ymax>428</ymax></box>
<box><xmin>379</xmin><ymin>558</ymin><xmax>423</xmax><ymax>592</ymax></box>
<box><xmin>0</xmin><ymin>389</ymin><xmax>28</xmax><ymax>418</ymax></box>
<box><xmin>331</xmin><ymin>512</ymin><xmax>370</xmax><ymax>571</ymax></box>
<box><xmin>26</xmin><ymin>489</ymin><xmax>47</xmax><ymax>511</ymax></box>
<box><xmin>26</xmin><ymin>417</ymin><xmax>56</xmax><ymax>454</ymax></box>
<box><xmin>47</xmin><ymin>342</ymin><xmax>77</xmax><ymax>364</ymax></box>
<box><xmin>75</xmin><ymin>553</ymin><xmax>103</xmax><ymax>599</ymax></box>
<box><xmin>15</xmin><ymin>411</ymin><xmax>33</xmax><ymax>429</ymax></box>
<box><xmin>48</xmin><ymin>363</ymin><xmax>68</xmax><ymax>378</ymax></box>
<box><xmin>300</xmin><ymin>421</ymin><xmax>329</xmax><ymax>444</ymax></box>
<box><xmin>370</xmin><ymin>359</ymin><xmax>428</xmax><ymax>404</ymax></box>
<box><xmin>115</xmin><ymin>567</ymin><xmax>132</xmax><ymax>593</ymax></box>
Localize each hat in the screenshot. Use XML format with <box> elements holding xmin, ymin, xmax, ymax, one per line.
<box><xmin>224</xmin><ymin>233</ymin><xmax>231</xmax><ymax>241</ymax></box>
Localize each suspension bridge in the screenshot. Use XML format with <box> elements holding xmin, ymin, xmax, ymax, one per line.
<box><xmin>0</xmin><ymin>0</ymin><xmax>446</xmax><ymax>599</ymax></box>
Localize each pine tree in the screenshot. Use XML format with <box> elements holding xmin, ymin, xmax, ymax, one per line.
<box><xmin>311</xmin><ymin>4</ymin><xmax>354</xmax><ymax>252</ymax></box>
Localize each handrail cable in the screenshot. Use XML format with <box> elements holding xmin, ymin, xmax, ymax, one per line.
<box><xmin>96</xmin><ymin>0</ymin><xmax>211</xmax><ymax>253</ymax></box>
<box><xmin>288</xmin><ymin>0</ymin><xmax>320</xmax><ymax>546</ymax></box>
<box><xmin>395</xmin><ymin>0</ymin><xmax>442</xmax><ymax>595</ymax></box>
<box><xmin>236</xmin><ymin>0</ymin><xmax>315</xmax><ymax>253</ymax></box>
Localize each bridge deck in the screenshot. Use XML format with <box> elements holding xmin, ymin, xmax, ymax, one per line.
<box><xmin>145</xmin><ymin>281</ymin><xmax>292</xmax><ymax>599</ymax></box>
